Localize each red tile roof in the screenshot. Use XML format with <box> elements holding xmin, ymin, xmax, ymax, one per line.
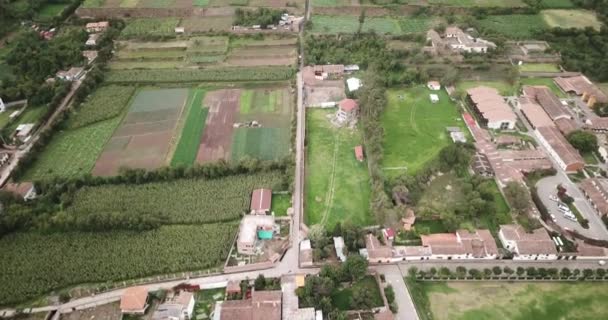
<box><xmin>354</xmin><ymin>145</ymin><xmax>364</xmax><ymax>161</ymax></box>
<box><xmin>120</xmin><ymin>286</ymin><xmax>148</xmax><ymax>311</ymax></box>
<box><xmin>250</xmin><ymin>188</ymin><xmax>272</xmax><ymax>213</ymax></box>
<box><xmin>339</xmin><ymin>99</ymin><xmax>358</xmax><ymax>112</ymax></box>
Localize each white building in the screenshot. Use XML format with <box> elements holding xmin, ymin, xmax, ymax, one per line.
<box><xmin>152</xmin><ymin>291</ymin><xmax>195</xmax><ymax>320</ymax></box>
<box><xmin>444</xmin><ymin>26</ymin><xmax>496</xmax><ymax>53</ymax></box>
<box><xmin>56</xmin><ymin>67</ymin><xmax>84</xmax><ymax>81</ymax></box>
<box><xmin>498</xmin><ymin>224</ymin><xmax>558</xmax><ymax>260</ymax></box>
<box><xmin>430</xmin><ymin>94</ymin><xmax>439</xmax><ymax>103</ymax></box>
<box><xmin>346</xmin><ymin>77</ymin><xmax>361</xmax><ymax>92</ymax></box>
<box><xmin>427</xmin><ymin>81</ymin><xmax>441</xmax><ymax>91</ymax></box>
<box><xmin>333</xmin><ymin>237</ymin><xmax>346</xmax><ymax>262</ymax></box>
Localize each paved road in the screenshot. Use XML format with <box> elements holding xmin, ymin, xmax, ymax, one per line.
<box><xmin>376</xmin><ymin>265</ymin><xmax>419</xmax><ymax>320</ymax></box>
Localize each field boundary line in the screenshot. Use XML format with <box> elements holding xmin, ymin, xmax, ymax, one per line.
<box><xmin>321</xmin><ymin>130</ymin><xmax>340</xmax><ymax>225</ymax></box>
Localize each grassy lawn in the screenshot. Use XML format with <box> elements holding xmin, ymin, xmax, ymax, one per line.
<box><xmin>331</xmin><ymin>276</ymin><xmax>383</xmax><ymax>311</ymax></box>
<box><xmin>193</xmin><ymin>288</ymin><xmax>224</xmax><ymax>318</ymax></box>
<box><xmin>37</xmin><ymin>3</ymin><xmax>68</xmax><ymax>18</ymax></box>
<box><xmin>409</xmin><ymin>281</ymin><xmax>608</xmax><ymax>320</ymax></box>
<box><xmin>0</xmin><ymin>110</ymin><xmax>13</xmax><ymax>129</ymax></box>
<box><xmin>582</xmin><ymin>151</ymin><xmax>598</xmax><ymax>165</ymax></box>
<box><xmin>413</xmin><ymin>219</ymin><xmax>448</xmax><ymax>234</ymax></box>
<box><xmin>457</xmin><ymin>81</ymin><xmax>516</xmax><ymax>96</ymax></box>
<box><xmin>305</xmin><ymin>109</ymin><xmax>373</xmax><ymax>228</ymax></box>
<box><xmin>519</xmin><ymin>63</ymin><xmax>560</xmax><ymax>73</ymax></box>
<box><xmin>382</xmin><ymin>87</ymin><xmax>466</xmax><ymax>176</ymax></box>
<box><xmin>311</xmin><ymin>15</ymin><xmax>430</xmax><ymax>35</ymax></box>
<box><xmin>5</xmin><ymin>105</ymin><xmax>48</xmax><ymax>134</ymax></box>
<box><xmin>21</xmin><ymin>117</ymin><xmax>122</xmax><ymax>181</ymax></box>
<box><xmin>541</xmin><ymin>9</ymin><xmax>602</xmax><ymax>30</ymax></box>
<box><xmin>271</xmin><ymin>193</ymin><xmax>291</xmax><ymax>217</ymax></box>
<box><xmin>171</xmin><ymin>89</ymin><xmax>207</xmax><ymax>167</ymax></box>
<box><xmin>518</xmin><ymin>78</ymin><xmax>566</xmax><ymax>98</ymax></box>
<box><xmin>478</xmin><ymin>14</ymin><xmax>547</xmax><ymax>39</ymax></box>
<box><xmin>540</xmin><ymin>0</ymin><xmax>575</xmax><ymax>8</ymax></box>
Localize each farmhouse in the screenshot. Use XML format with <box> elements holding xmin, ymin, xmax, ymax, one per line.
<box><xmin>313</xmin><ymin>64</ymin><xmax>344</xmax><ymax>80</ymax></box>
<box><xmin>354</xmin><ymin>145</ymin><xmax>364</xmax><ymax>162</ymax></box>
<box><xmin>518</xmin><ymin>97</ymin><xmax>554</xmax><ymax>129</ymax></box>
<box><xmin>120</xmin><ymin>286</ymin><xmax>149</xmax><ymax>315</ymax></box>
<box><xmin>56</xmin><ymin>67</ymin><xmax>84</xmax><ymax>81</ymax></box>
<box><xmin>443</xmin><ymin>26</ymin><xmax>496</xmax><ymax>53</ymax></box>
<box><xmin>2</xmin><ymin>182</ymin><xmax>37</xmax><ymax>201</ymax></box>
<box><xmin>250</xmin><ymin>188</ymin><xmax>272</xmax><ymax>215</ymax></box>
<box><xmin>333</xmin><ymin>236</ymin><xmax>346</xmax><ymax>262</ymax></box>
<box><xmin>419</xmin><ymin>229</ymin><xmax>498</xmax><ymax>260</ymax></box>
<box><xmin>498</xmin><ymin>224</ymin><xmax>558</xmax><ymax>260</ymax></box>
<box><xmin>237</xmin><ymin>215</ymin><xmax>275</xmax><ymax>255</ymax></box>
<box><xmin>467</xmin><ymin>87</ymin><xmax>517</xmax><ymax>130</ymax></box>
<box><xmin>82</xmin><ymin>50</ymin><xmax>98</xmax><ymax>65</ymax></box>
<box><xmin>85</xmin><ymin>21</ymin><xmax>109</xmax><ymax>33</ymax></box>
<box><xmin>535</xmin><ymin>126</ymin><xmax>584</xmax><ymax>172</ymax></box>
<box><xmin>152</xmin><ymin>291</ymin><xmax>195</xmax><ymax>320</ymax></box>
<box><xmin>427</xmin><ymin>81</ymin><xmax>441</xmax><ymax>91</ymax></box>
<box><xmin>336</xmin><ymin>99</ymin><xmax>358</xmax><ymax>125</ymax></box>
<box><xmin>521</xmin><ymin>86</ymin><xmax>571</xmax><ymax>121</ymax></box>
<box><xmin>579</xmin><ymin>178</ymin><xmax>608</xmax><ymax>216</ymax></box>
<box><xmin>217</xmin><ymin>290</ymin><xmax>282</xmax><ymax>320</ymax></box>
<box><xmin>15</xmin><ymin>123</ymin><xmax>35</xmax><ymax>141</ymax></box>
<box><xmin>226</xmin><ymin>280</ymin><xmax>241</xmax><ymax>296</ymax></box>
<box><xmin>554</xmin><ymin>75</ymin><xmax>608</xmax><ymax>108</ymax></box>
<box><xmin>364</xmin><ymin>233</ymin><xmax>393</xmax><ymax>263</ymax></box>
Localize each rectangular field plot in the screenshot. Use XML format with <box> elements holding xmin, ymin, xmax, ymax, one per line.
<box><xmin>231</xmin><ymin>127</ymin><xmax>290</xmax><ymax>161</ymax></box>
<box><xmin>478</xmin><ymin>14</ymin><xmax>547</xmax><ymax>39</ymax></box>
<box><xmin>171</xmin><ymin>89</ymin><xmax>208</xmax><ymax>167</ymax></box>
<box><xmin>92</xmin><ymin>88</ymin><xmax>188</xmax><ymax>176</ymax></box>
<box><xmin>305</xmin><ymin>109</ymin><xmax>372</xmax><ymax>228</ymax></box>
<box><xmin>541</xmin><ymin>9</ymin><xmax>602</xmax><ymax>30</ymax></box>
<box><xmin>381</xmin><ymin>88</ymin><xmax>467</xmax><ymax>176</ymax></box>
<box><xmin>180</xmin><ymin>16</ymin><xmax>233</xmax><ymax>33</ymax></box>
<box><xmin>427</xmin><ymin>0</ymin><xmax>526</xmax><ymax>6</ymax></box>
<box><xmin>120</xmin><ymin>18</ymin><xmax>180</xmax><ymax>39</ymax></box>
<box><xmin>412</xmin><ymin>282</ymin><xmax>608</xmax><ymax>320</ymax></box>
<box><xmin>311</xmin><ymin>15</ymin><xmax>431</xmax><ymax>35</ymax></box>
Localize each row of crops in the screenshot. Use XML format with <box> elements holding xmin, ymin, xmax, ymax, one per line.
<box><xmin>68</xmin><ymin>85</ymin><xmax>136</xmax><ymax>129</ymax></box>
<box><xmin>0</xmin><ymin>224</ymin><xmax>237</xmax><ymax>305</ymax></box>
<box><xmin>66</xmin><ymin>172</ymin><xmax>285</xmax><ymax>224</ymax></box>
<box><xmin>105</xmin><ymin>66</ymin><xmax>295</xmax><ymax>83</ymax></box>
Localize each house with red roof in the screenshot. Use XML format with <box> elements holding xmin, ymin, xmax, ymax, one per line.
<box><xmin>354</xmin><ymin>145</ymin><xmax>364</xmax><ymax>162</ymax></box>
<box><xmin>336</xmin><ymin>99</ymin><xmax>358</xmax><ymax>125</ymax></box>
<box><xmin>250</xmin><ymin>188</ymin><xmax>272</xmax><ymax>215</ymax></box>
<box><xmin>120</xmin><ymin>286</ymin><xmax>149</xmax><ymax>315</ymax></box>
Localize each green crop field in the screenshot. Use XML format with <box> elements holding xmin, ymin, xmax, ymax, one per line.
<box><xmin>0</xmin><ymin>224</ymin><xmax>236</xmax><ymax>305</ymax></box>
<box><xmin>382</xmin><ymin>87</ymin><xmax>467</xmax><ymax>176</ymax></box>
<box><xmin>410</xmin><ymin>281</ymin><xmax>608</xmax><ymax>320</ymax></box>
<box><xmin>68</xmin><ymin>86</ymin><xmax>135</xmax><ymax>129</ymax></box>
<box><xmin>311</xmin><ymin>15</ymin><xmax>430</xmax><ymax>34</ymax></box>
<box><xmin>305</xmin><ymin>109</ymin><xmax>373</xmax><ymax>228</ymax></box>
<box><xmin>65</xmin><ymin>172</ymin><xmax>283</xmax><ymax>224</ymax></box>
<box><xmin>312</xmin><ymin>0</ymin><xmax>351</xmax><ymax>6</ymax></box>
<box><xmin>478</xmin><ymin>14</ymin><xmax>547</xmax><ymax>39</ymax></box>
<box><xmin>82</xmin><ymin>0</ymin><xmax>105</xmax><ymax>7</ymax></box>
<box><xmin>171</xmin><ymin>89</ymin><xmax>208</xmax><ymax>167</ymax></box>
<box><xmin>427</xmin><ymin>0</ymin><xmax>526</xmax><ymax>6</ymax></box>
<box><xmin>519</xmin><ymin>63</ymin><xmax>560</xmax><ymax>73</ymax></box>
<box><xmin>37</xmin><ymin>3</ymin><xmax>68</xmax><ymax>18</ymax></box>
<box><xmin>231</xmin><ymin>127</ymin><xmax>290</xmax><ymax>161</ymax></box>
<box><xmin>21</xmin><ymin>117</ymin><xmax>122</xmax><ymax>181</ymax></box>
<box><xmin>239</xmin><ymin>89</ymin><xmax>280</xmax><ymax>114</ymax></box>
<box><xmin>542</xmin><ymin>9</ymin><xmax>602</xmax><ymax>30</ymax></box>
<box><xmin>121</xmin><ymin>18</ymin><xmax>180</xmax><ymax>39</ymax></box>
<box><xmin>106</xmin><ymin>67</ymin><xmax>294</xmax><ymax>83</ymax></box>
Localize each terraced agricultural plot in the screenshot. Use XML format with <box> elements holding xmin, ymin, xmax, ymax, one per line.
<box><xmin>519</xmin><ymin>63</ymin><xmax>560</xmax><ymax>73</ymax></box>
<box><xmin>180</xmin><ymin>16</ymin><xmax>234</xmax><ymax>33</ymax></box>
<box><xmin>92</xmin><ymin>88</ymin><xmax>189</xmax><ymax>176</ymax></box>
<box><xmin>478</xmin><ymin>14</ymin><xmax>547</xmax><ymax>39</ymax></box>
<box><xmin>68</xmin><ymin>85</ymin><xmax>136</xmax><ymax>129</ymax></box>
<box><xmin>305</xmin><ymin>109</ymin><xmax>372</xmax><ymax>228</ymax></box>
<box><xmin>311</xmin><ymin>15</ymin><xmax>430</xmax><ymax>34</ymax></box>
<box><xmin>37</xmin><ymin>3</ymin><xmax>68</xmax><ymax>18</ymax></box>
<box><xmin>197</xmin><ymin>89</ymin><xmax>240</xmax><ymax>163</ymax></box>
<box><xmin>382</xmin><ymin>88</ymin><xmax>467</xmax><ymax>176</ymax></box>
<box><xmin>541</xmin><ymin>9</ymin><xmax>602</xmax><ymax>30</ymax></box>
<box><xmin>171</xmin><ymin>89</ymin><xmax>208</xmax><ymax>167</ymax></box>
<box><xmin>106</xmin><ymin>66</ymin><xmax>295</xmax><ymax>83</ymax></box>
<box><xmin>413</xmin><ymin>281</ymin><xmax>608</xmax><ymax>320</ymax></box>
<box><xmin>120</xmin><ymin>18</ymin><xmax>180</xmax><ymax>39</ymax></box>
<box><xmin>428</xmin><ymin>0</ymin><xmax>526</xmax><ymax>6</ymax></box>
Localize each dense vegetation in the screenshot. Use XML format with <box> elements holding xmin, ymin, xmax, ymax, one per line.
<box><xmin>67</xmin><ymin>85</ymin><xmax>135</xmax><ymax>129</ymax></box>
<box><xmin>234</xmin><ymin>8</ymin><xmax>285</xmax><ymax>27</ymax></box>
<box><xmin>0</xmin><ymin>224</ymin><xmax>237</xmax><ymax>305</ymax></box>
<box><xmin>105</xmin><ymin>67</ymin><xmax>295</xmax><ymax>83</ymax></box>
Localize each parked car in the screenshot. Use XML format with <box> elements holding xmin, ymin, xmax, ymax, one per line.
<box><xmin>550</xmin><ymin>214</ymin><xmax>557</xmax><ymax>222</ymax></box>
<box><xmin>599</xmin><ymin>260</ymin><xmax>606</xmax><ymax>266</ymax></box>
<box><xmin>565</xmin><ymin>214</ymin><xmax>577</xmax><ymax>222</ymax></box>
<box><xmin>557</xmin><ymin>202</ymin><xmax>568</xmax><ymax>210</ymax></box>
<box><xmin>549</xmin><ymin>195</ymin><xmax>559</xmax><ymax>202</ymax></box>
<box><xmin>558</xmin><ymin>206</ymin><xmax>572</xmax><ymax>214</ymax></box>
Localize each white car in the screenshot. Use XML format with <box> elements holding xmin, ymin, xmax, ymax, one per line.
<box><xmin>549</xmin><ymin>195</ymin><xmax>559</xmax><ymax>202</ymax></box>
<box><xmin>557</xmin><ymin>202</ymin><xmax>568</xmax><ymax>209</ymax></box>
<box><xmin>565</xmin><ymin>214</ymin><xmax>577</xmax><ymax>222</ymax></box>
<box><xmin>550</xmin><ymin>214</ymin><xmax>557</xmax><ymax>222</ymax></box>
<box><xmin>599</xmin><ymin>260</ymin><xmax>606</xmax><ymax>266</ymax></box>
<box><xmin>558</xmin><ymin>206</ymin><xmax>571</xmax><ymax>214</ymax></box>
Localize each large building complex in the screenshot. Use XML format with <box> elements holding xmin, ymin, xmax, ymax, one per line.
<box><xmin>555</xmin><ymin>75</ymin><xmax>608</xmax><ymax>108</ymax></box>
<box><xmin>498</xmin><ymin>225</ymin><xmax>558</xmax><ymax>260</ymax></box>
<box><xmin>535</xmin><ymin>126</ymin><xmax>584</xmax><ymax>172</ymax></box>
<box><xmin>579</xmin><ymin>178</ymin><xmax>608</xmax><ymax>216</ymax></box>
<box><xmin>467</xmin><ymin>87</ymin><xmax>517</xmax><ymax>130</ymax></box>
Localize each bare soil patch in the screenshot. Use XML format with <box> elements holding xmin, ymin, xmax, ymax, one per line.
<box><xmin>60</xmin><ymin>302</ymin><xmax>122</xmax><ymax>320</ymax></box>
<box><xmin>196</xmin><ymin>89</ymin><xmax>240</xmax><ymax>163</ymax></box>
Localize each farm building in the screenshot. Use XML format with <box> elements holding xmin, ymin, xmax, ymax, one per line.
<box><xmin>450</xmin><ymin>131</ymin><xmax>466</xmax><ymax>143</ymax></box>
<box><xmin>152</xmin><ymin>291</ymin><xmax>195</xmax><ymax>320</ymax></box>
<box><xmin>346</xmin><ymin>77</ymin><xmax>361</xmax><ymax>92</ymax></box>
<box><xmin>584</xmin><ymin>117</ymin><xmax>608</xmax><ymax>133</ymax></box>
<box><xmin>579</xmin><ymin>178</ymin><xmax>608</xmax><ymax>217</ymax></box>
<box><xmin>573</xmin><ymin>240</ymin><xmax>608</xmax><ymax>259</ymax></box>
<box><xmin>363</xmin><ymin>233</ymin><xmax>393</xmax><ymax>263</ymax></box>
<box><xmin>333</xmin><ymin>236</ymin><xmax>346</xmax><ymax>262</ymax></box>
<box><xmin>250</xmin><ymin>188</ymin><xmax>272</xmax><ymax>215</ymax></box>
<box><xmin>300</xmin><ymin>239</ymin><xmax>313</xmax><ymax>267</ymax></box>
<box><xmin>174</xmin><ymin>27</ymin><xmax>185</xmax><ymax>34</ymax></box>
<box><xmin>467</xmin><ymin>86</ymin><xmax>517</xmax><ymax>130</ymax></box>
<box><xmin>336</xmin><ymin>99</ymin><xmax>358</xmax><ymax>125</ymax></box>
<box><xmin>498</xmin><ymin>224</ymin><xmax>558</xmax><ymax>260</ymax></box>
<box><xmin>15</xmin><ymin>123</ymin><xmax>35</xmax><ymax>141</ymax></box>
<box><xmin>521</xmin><ymin>86</ymin><xmax>571</xmax><ymax>121</ymax></box>
<box><xmin>554</xmin><ymin>118</ymin><xmax>578</xmax><ymax>135</ymax></box>
<box><xmin>56</xmin><ymin>67</ymin><xmax>84</xmax><ymax>81</ymax></box>
<box><xmin>216</xmin><ymin>290</ymin><xmax>282</xmax><ymax>320</ymax></box>
<box><xmin>120</xmin><ymin>286</ymin><xmax>149</xmax><ymax>315</ymax></box>
<box><xmin>313</xmin><ymin>64</ymin><xmax>344</xmax><ymax>80</ymax></box>
<box><xmin>85</xmin><ymin>21</ymin><xmax>109</xmax><ymax>33</ymax></box>
<box><xmin>554</xmin><ymin>75</ymin><xmax>608</xmax><ymax>108</ymax></box>
<box><xmin>517</xmin><ymin>97</ymin><xmax>554</xmax><ymax>129</ymax></box>
<box><xmin>535</xmin><ymin>126</ymin><xmax>584</xmax><ymax>172</ymax></box>
<box><xmin>429</xmin><ymin>94</ymin><xmax>439</xmax><ymax>103</ymax></box>
<box><xmin>2</xmin><ymin>182</ymin><xmax>37</xmax><ymax>201</ymax></box>
<box><xmin>86</xmin><ymin>33</ymin><xmax>101</xmax><ymax>46</ymax></box>
<box><xmin>237</xmin><ymin>215</ymin><xmax>275</xmax><ymax>255</ymax></box>
<box><xmin>443</xmin><ymin>26</ymin><xmax>496</xmax><ymax>53</ymax></box>
<box><xmin>354</xmin><ymin>145</ymin><xmax>364</xmax><ymax>162</ymax></box>
<box><xmin>427</xmin><ymin>81</ymin><xmax>441</xmax><ymax>91</ymax></box>
<box><xmin>382</xmin><ymin>228</ymin><xmax>395</xmax><ymax>242</ymax></box>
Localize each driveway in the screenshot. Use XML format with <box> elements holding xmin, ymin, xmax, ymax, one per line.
<box><xmin>537</xmin><ymin>173</ymin><xmax>608</xmax><ymax>240</ymax></box>
<box><xmin>375</xmin><ymin>265</ymin><xmax>419</xmax><ymax>320</ymax></box>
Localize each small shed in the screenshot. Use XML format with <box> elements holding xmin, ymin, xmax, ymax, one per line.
<box><xmin>430</xmin><ymin>94</ymin><xmax>439</xmax><ymax>103</ymax></box>
<box><xmin>346</xmin><ymin>77</ymin><xmax>361</xmax><ymax>92</ymax></box>
<box><xmin>427</xmin><ymin>81</ymin><xmax>441</xmax><ymax>91</ymax></box>
<box><xmin>382</xmin><ymin>228</ymin><xmax>395</xmax><ymax>241</ymax></box>
<box><xmin>250</xmin><ymin>188</ymin><xmax>272</xmax><ymax>215</ymax></box>
<box><xmin>226</xmin><ymin>280</ymin><xmax>241</xmax><ymax>295</ymax></box>
<box><xmin>175</xmin><ymin>27</ymin><xmax>185</xmax><ymax>34</ymax></box>
<box><xmin>354</xmin><ymin>145</ymin><xmax>364</xmax><ymax>162</ymax></box>
<box><xmin>120</xmin><ymin>286</ymin><xmax>149</xmax><ymax>315</ymax></box>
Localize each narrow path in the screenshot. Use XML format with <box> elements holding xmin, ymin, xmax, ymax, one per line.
<box><xmin>321</xmin><ymin>132</ymin><xmax>340</xmax><ymax>225</ymax></box>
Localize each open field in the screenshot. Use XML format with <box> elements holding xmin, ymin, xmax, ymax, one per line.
<box><xmin>68</xmin><ymin>85</ymin><xmax>136</xmax><ymax>129</ymax></box>
<box><xmin>427</xmin><ymin>0</ymin><xmax>526</xmax><ymax>6</ymax></box>
<box><xmin>519</xmin><ymin>63</ymin><xmax>560</xmax><ymax>73</ymax></box>
<box><xmin>171</xmin><ymin>89</ymin><xmax>208</xmax><ymax>167</ymax></box>
<box><xmin>197</xmin><ymin>89</ymin><xmax>239</xmax><ymax>163</ymax></box>
<box><xmin>21</xmin><ymin>117</ymin><xmax>122</xmax><ymax>181</ymax></box>
<box><xmin>311</xmin><ymin>15</ymin><xmax>431</xmax><ymax>34</ymax></box>
<box><xmin>0</xmin><ymin>224</ymin><xmax>237</xmax><ymax>305</ymax></box>
<box><xmin>120</xmin><ymin>18</ymin><xmax>180</xmax><ymax>39</ymax></box>
<box><xmin>541</xmin><ymin>9</ymin><xmax>602</xmax><ymax>30</ymax></box>
<box><xmin>66</xmin><ymin>172</ymin><xmax>284</xmax><ymax>224</ymax></box>
<box><xmin>410</xmin><ymin>281</ymin><xmax>608</xmax><ymax>320</ymax></box>
<box><xmin>305</xmin><ymin>109</ymin><xmax>373</xmax><ymax>228</ymax></box>
<box><xmin>382</xmin><ymin>87</ymin><xmax>467</xmax><ymax>176</ymax></box>
<box><xmin>271</xmin><ymin>193</ymin><xmax>291</xmax><ymax>216</ymax></box>
<box><xmin>106</xmin><ymin>67</ymin><xmax>295</xmax><ymax>83</ymax></box>
<box><xmin>180</xmin><ymin>16</ymin><xmax>233</xmax><ymax>33</ymax></box>
<box><xmin>92</xmin><ymin>88</ymin><xmax>188</xmax><ymax>176</ymax></box>
<box><xmin>478</xmin><ymin>14</ymin><xmax>547</xmax><ymax>39</ymax></box>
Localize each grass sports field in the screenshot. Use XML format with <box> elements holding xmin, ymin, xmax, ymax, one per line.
<box><xmin>541</xmin><ymin>9</ymin><xmax>602</xmax><ymax>30</ymax></box>
<box><xmin>410</xmin><ymin>281</ymin><xmax>608</xmax><ymax>320</ymax></box>
<box><xmin>478</xmin><ymin>14</ymin><xmax>547</xmax><ymax>39</ymax></box>
<box><xmin>382</xmin><ymin>87</ymin><xmax>467</xmax><ymax>176</ymax></box>
<box><xmin>305</xmin><ymin>109</ymin><xmax>372</xmax><ymax>228</ymax></box>
<box><xmin>311</xmin><ymin>15</ymin><xmax>430</xmax><ymax>35</ymax></box>
<box><xmin>171</xmin><ymin>89</ymin><xmax>208</xmax><ymax>167</ymax></box>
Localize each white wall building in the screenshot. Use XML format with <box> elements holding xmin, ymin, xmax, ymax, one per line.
<box><xmin>498</xmin><ymin>224</ymin><xmax>558</xmax><ymax>260</ymax></box>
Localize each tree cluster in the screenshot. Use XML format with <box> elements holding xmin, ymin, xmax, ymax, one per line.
<box><xmin>567</xmin><ymin>130</ymin><xmax>598</xmax><ymax>154</ymax></box>
<box><xmin>234</xmin><ymin>8</ymin><xmax>285</xmax><ymax>28</ymax></box>
<box><xmin>308</xmin><ymin>222</ymin><xmax>365</xmax><ymax>261</ymax></box>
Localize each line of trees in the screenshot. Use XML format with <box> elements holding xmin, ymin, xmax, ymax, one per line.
<box><xmin>409</xmin><ymin>266</ymin><xmax>608</xmax><ymax>280</ymax></box>
<box><xmin>234</xmin><ymin>8</ymin><xmax>285</xmax><ymax>28</ymax></box>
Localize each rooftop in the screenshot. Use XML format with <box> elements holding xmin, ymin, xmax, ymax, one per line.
<box><xmin>500</xmin><ymin>224</ymin><xmax>557</xmax><ymax>255</ymax></box>
<box><xmin>120</xmin><ymin>286</ymin><xmax>148</xmax><ymax>311</ymax></box>
<box><xmin>220</xmin><ymin>290</ymin><xmax>282</xmax><ymax>320</ymax></box>
<box><xmin>536</xmin><ymin>126</ymin><xmax>583</xmax><ymax>167</ymax></box>
<box><xmin>519</xmin><ymin>97</ymin><xmax>554</xmax><ymax>128</ymax></box>
<box><xmin>339</xmin><ymin>99</ymin><xmax>358</xmax><ymax>112</ymax></box>
<box><xmin>522</xmin><ymin>86</ymin><xmax>570</xmax><ymax>120</ymax></box>
<box><xmin>467</xmin><ymin>86</ymin><xmax>517</xmax><ymax>123</ymax></box>
<box><xmin>250</xmin><ymin>188</ymin><xmax>272</xmax><ymax>213</ymax></box>
<box><xmin>239</xmin><ymin>215</ymin><xmax>274</xmax><ymax>244</ymax></box>
<box><xmin>365</xmin><ymin>233</ymin><xmax>393</xmax><ymax>260</ymax></box>
<box><xmin>555</xmin><ymin>75</ymin><xmax>608</xmax><ymax>103</ymax></box>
